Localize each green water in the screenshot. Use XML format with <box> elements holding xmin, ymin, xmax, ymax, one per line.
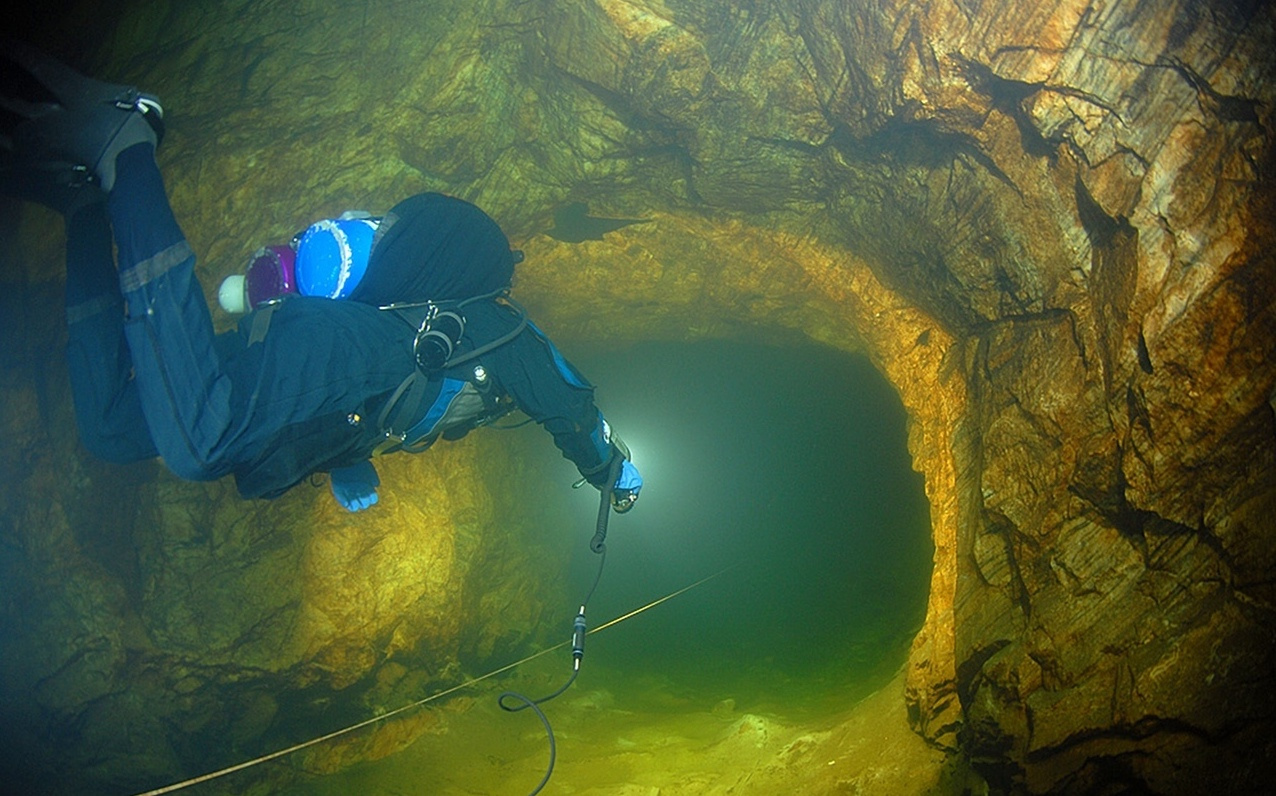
<box><xmin>562</xmin><ymin>340</ymin><xmax>933</xmax><ymax>712</ymax></box>
<box><xmin>277</xmin><ymin>338</ymin><xmax>934</xmax><ymax>794</ymax></box>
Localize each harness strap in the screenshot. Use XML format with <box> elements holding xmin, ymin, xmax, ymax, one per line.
<box><xmin>377</xmin><ymin>286</ymin><xmax>508</xmax><ymax>317</ymax></box>
<box><xmin>246</xmin><ymin>303</ymin><xmax>279</xmax><ymax>346</ymax></box>
<box><xmin>371</xmin><ymin>291</ymin><xmax>530</xmax><ymax>455</ymax></box>
<box><xmin>372</xmin><ymin>370</ymin><xmax>432</xmax><ymax>456</ymax></box>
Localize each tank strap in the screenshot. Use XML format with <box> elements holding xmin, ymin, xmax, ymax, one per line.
<box><xmin>246</xmin><ymin>302</ymin><xmax>280</xmax><ymax>346</ymax></box>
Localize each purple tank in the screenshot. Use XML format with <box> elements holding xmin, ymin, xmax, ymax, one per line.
<box><xmin>245</xmin><ymin>245</ymin><xmax>298</xmax><ymax>307</ymax></box>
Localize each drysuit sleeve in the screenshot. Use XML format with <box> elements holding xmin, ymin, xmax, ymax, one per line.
<box><xmin>490</xmin><ymin>321</ymin><xmax>620</xmax><ymax>486</ymax></box>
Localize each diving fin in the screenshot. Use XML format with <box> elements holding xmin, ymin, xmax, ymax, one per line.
<box><xmin>0</xmin><ymin>159</ymin><xmax>104</xmax><ymax>217</ymax></box>
<box><xmin>0</xmin><ymin>37</ymin><xmax>163</xmax><ymax>194</ymax></box>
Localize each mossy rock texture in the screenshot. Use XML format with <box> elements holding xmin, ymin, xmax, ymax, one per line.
<box><xmin>1</xmin><ymin>1</ymin><xmax>1274</xmax><ymax>793</ymax></box>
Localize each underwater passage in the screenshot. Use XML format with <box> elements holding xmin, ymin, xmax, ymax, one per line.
<box><xmin>0</xmin><ymin>36</ymin><xmax>926</xmax><ymax>791</ymax></box>
<box><xmin>564</xmin><ymin>340</ymin><xmax>934</xmax><ymax>709</ymax></box>
<box><xmin>96</xmin><ymin>338</ymin><xmax>935</xmax><ymax>796</ymax></box>
<box><xmin>265</xmin><ymin>339</ymin><xmax>938</xmax><ymax>795</ymax></box>
<box><xmin>3</xmin><ymin>0</ymin><xmax>1273</xmax><ymax>792</ymax></box>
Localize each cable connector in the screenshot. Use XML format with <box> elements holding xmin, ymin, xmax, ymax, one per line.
<box><xmin>571</xmin><ymin>606</ymin><xmax>587</xmax><ymax>670</ymax></box>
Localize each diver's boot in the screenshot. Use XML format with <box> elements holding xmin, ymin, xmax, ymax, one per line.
<box><xmin>1</xmin><ymin>37</ymin><xmax>164</xmax><ymax>193</ymax></box>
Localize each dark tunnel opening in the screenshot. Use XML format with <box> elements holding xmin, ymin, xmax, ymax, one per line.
<box><xmin>274</xmin><ymin>338</ymin><xmax>939</xmax><ymax>794</ymax></box>
<box><xmin>553</xmin><ymin>338</ymin><xmax>936</xmax><ymax>718</ymax></box>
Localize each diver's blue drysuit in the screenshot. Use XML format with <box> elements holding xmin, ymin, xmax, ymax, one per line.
<box><xmin>65</xmin><ymin>144</ymin><xmax>622</xmax><ymax>502</ymax></box>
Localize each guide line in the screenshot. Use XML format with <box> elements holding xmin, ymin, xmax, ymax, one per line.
<box><xmin>132</xmin><ymin>563</ymin><xmax>739</xmax><ymax>796</ymax></box>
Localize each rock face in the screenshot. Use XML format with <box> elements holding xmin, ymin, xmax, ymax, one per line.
<box><xmin>1</xmin><ymin>0</ymin><xmax>1273</xmax><ymax>793</ymax></box>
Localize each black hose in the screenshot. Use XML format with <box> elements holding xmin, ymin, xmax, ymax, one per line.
<box><xmin>494</xmin><ymin>690</ymin><xmax>561</xmax><ymax>796</ymax></box>
<box><xmin>590</xmin><ymin>455</ymin><xmax>623</xmax><ymax>554</ymax></box>
<box><xmin>499</xmin><ymin>457</ymin><xmax>619</xmax><ymax>796</ymax></box>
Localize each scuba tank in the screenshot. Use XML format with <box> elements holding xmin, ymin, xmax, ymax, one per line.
<box><xmin>294</xmin><ymin>216</ymin><xmax>379</xmax><ymax>299</ymax></box>
<box><xmin>217</xmin><ymin>244</ymin><xmax>297</xmax><ymax>313</ymax></box>
<box><xmin>217</xmin><ymin>214</ymin><xmax>379</xmax><ymax>313</ymax></box>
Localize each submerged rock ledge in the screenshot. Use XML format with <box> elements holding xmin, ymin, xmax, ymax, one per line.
<box><xmin>2</xmin><ymin>1</ymin><xmax>1273</xmax><ymax>793</ymax></box>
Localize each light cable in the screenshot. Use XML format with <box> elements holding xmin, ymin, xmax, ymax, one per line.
<box><xmin>131</xmin><ymin>563</ymin><xmax>738</xmax><ymax>796</ymax></box>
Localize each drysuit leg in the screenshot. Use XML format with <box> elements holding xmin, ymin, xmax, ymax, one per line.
<box><xmin>106</xmin><ymin>143</ymin><xmax>236</xmax><ymax>481</ymax></box>
<box><xmin>63</xmin><ymin>199</ymin><xmax>158</xmax><ymax>462</ymax></box>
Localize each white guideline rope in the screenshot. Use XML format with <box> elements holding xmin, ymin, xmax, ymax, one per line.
<box><xmin>133</xmin><ymin>563</ymin><xmax>738</xmax><ymax>795</ymax></box>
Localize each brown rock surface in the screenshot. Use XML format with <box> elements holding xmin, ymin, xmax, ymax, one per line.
<box><xmin>1</xmin><ymin>0</ymin><xmax>1273</xmax><ymax>793</ymax></box>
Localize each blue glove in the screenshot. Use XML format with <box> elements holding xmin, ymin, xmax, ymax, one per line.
<box><xmin>330</xmin><ymin>460</ymin><xmax>380</xmax><ymax>511</ymax></box>
<box><xmin>611</xmin><ymin>460</ymin><xmax>642</xmax><ymax>513</ymax></box>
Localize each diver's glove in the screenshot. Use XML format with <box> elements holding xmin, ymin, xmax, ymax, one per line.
<box><xmin>611</xmin><ymin>460</ymin><xmax>642</xmax><ymax>513</ymax></box>
<box><xmin>330</xmin><ymin>460</ymin><xmax>380</xmax><ymax>512</ymax></box>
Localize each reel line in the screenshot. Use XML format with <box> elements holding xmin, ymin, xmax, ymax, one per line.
<box><xmin>133</xmin><ymin>563</ymin><xmax>738</xmax><ymax>796</ymax></box>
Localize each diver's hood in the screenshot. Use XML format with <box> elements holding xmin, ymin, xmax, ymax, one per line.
<box><xmin>349</xmin><ymin>193</ymin><xmax>516</xmax><ymax>306</ymax></box>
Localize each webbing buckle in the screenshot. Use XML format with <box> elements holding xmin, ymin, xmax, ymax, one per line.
<box><xmin>371</xmin><ymin>431</ymin><xmax>406</xmax><ymax>457</ymax></box>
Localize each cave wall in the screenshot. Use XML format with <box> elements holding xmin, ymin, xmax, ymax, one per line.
<box><xmin>1</xmin><ymin>0</ymin><xmax>1273</xmax><ymax>793</ymax></box>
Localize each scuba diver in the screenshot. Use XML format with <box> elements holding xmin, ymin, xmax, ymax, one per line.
<box><xmin>0</xmin><ymin>39</ymin><xmax>642</xmax><ymax>513</ymax></box>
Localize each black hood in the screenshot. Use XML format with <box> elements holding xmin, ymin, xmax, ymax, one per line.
<box><xmin>349</xmin><ymin>193</ymin><xmax>515</xmax><ymax>306</ymax></box>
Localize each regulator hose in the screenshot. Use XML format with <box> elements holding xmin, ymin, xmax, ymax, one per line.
<box><xmin>500</xmin><ymin>454</ymin><xmax>622</xmax><ymax>795</ymax></box>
